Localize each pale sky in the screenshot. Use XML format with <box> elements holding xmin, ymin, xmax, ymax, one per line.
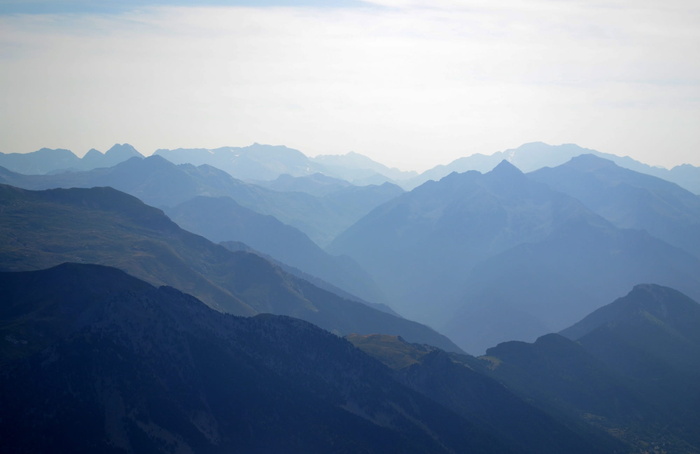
<box><xmin>1</xmin><ymin>0</ymin><xmax>699</xmax><ymax>171</ymax></box>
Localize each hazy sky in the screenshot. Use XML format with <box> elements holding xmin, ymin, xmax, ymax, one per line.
<box><xmin>1</xmin><ymin>0</ymin><xmax>699</xmax><ymax>171</ymax></box>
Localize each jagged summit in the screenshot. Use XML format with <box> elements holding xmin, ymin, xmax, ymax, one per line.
<box><xmin>78</xmin><ymin>144</ymin><xmax>143</xmax><ymax>170</ymax></box>
<box><xmin>490</xmin><ymin>159</ymin><xmax>524</xmax><ymax>176</ymax></box>
<box><xmin>482</xmin><ymin>160</ymin><xmax>526</xmax><ymax>188</ymax></box>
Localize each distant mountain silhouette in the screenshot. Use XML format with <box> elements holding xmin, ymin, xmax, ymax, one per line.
<box><xmin>0</xmin><ymin>143</ymin><xmax>143</xmax><ymax>174</ymax></box>
<box><xmin>410</xmin><ymin>142</ymin><xmax>700</xmax><ymax>194</ymax></box>
<box><xmin>155</xmin><ymin>143</ymin><xmax>322</xmax><ymax>181</ymax></box>
<box><xmin>78</xmin><ymin>143</ymin><xmax>144</xmax><ymax>170</ymax></box>
<box><xmin>0</xmin><ymin>147</ymin><xmax>80</xmax><ymax>174</ymax></box>
<box><xmin>1</xmin><ymin>154</ymin><xmax>252</xmax><ymax>211</ymax></box>
<box><xmin>312</xmin><ymin>151</ymin><xmax>417</xmax><ymax>185</ymax></box>
<box><xmin>478</xmin><ymin>284</ymin><xmax>700</xmax><ymax>452</ymax></box>
<box><xmin>331</xmin><ymin>161</ymin><xmax>700</xmax><ymax>353</ymax></box>
<box><xmin>155</xmin><ymin>144</ymin><xmax>416</xmax><ymax>185</ymax></box>
<box><xmin>530</xmin><ymin>154</ymin><xmax>700</xmax><ymax>258</ymax></box>
<box><xmin>0</xmin><ymin>184</ymin><xmax>461</xmax><ymax>352</ymax></box>
<box><xmin>166</xmin><ymin>195</ymin><xmax>387</xmax><ymax>304</ymax></box>
<box><xmin>0</xmin><ymin>263</ymin><xmax>499</xmax><ymax>453</ymax></box>
<box><xmin>6</xmin><ymin>141</ymin><xmax>698</xmax><ymax>194</ymax></box>
<box><xmin>257</xmin><ymin>172</ymin><xmax>354</xmax><ymax>196</ymax></box>
<box><xmin>0</xmin><ymin>155</ymin><xmax>401</xmax><ymax>245</ymax></box>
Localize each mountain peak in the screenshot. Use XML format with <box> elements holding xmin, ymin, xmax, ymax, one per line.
<box><xmin>83</xmin><ymin>148</ymin><xmax>103</xmax><ymax>157</ymax></box>
<box><xmin>106</xmin><ymin>143</ymin><xmax>142</xmax><ymax>158</ymax></box>
<box><xmin>560</xmin><ymin>284</ymin><xmax>700</xmax><ymax>341</ymax></box>
<box><xmin>566</xmin><ymin>154</ymin><xmax>618</xmax><ymax>171</ymax></box>
<box><xmin>489</xmin><ymin>159</ymin><xmax>524</xmax><ymax>177</ymax></box>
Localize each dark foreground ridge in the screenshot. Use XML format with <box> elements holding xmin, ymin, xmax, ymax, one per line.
<box><xmin>0</xmin><ymin>263</ymin><xmax>615</xmax><ymax>453</ymax></box>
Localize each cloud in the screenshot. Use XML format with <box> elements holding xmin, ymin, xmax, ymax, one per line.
<box><xmin>0</xmin><ymin>2</ymin><xmax>698</xmax><ymax>169</ymax></box>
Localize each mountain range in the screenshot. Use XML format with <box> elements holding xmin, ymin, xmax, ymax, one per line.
<box><xmin>0</xmin><ymin>143</ymin><xmax>143</xmax><ymax>174</ymax></box>
<box><xmin>530</xmin><ymin>154</ymin><xmax>700</xmax><ymax>259</ymax></box>
<box><xmin>0</xmin><ymin>154</ymin><xmax>402</xmax><ymax>246</ymax></box>
<box><xmin>5</xmin><ymin>141</ymin><xmax>697</xmax><ymax>194</ymax></box>
<box><xmin>331</xmin><ymin>159</ymin><xmax>700</xmax><ymax>353</ymax></box>
<box><xmin>483</xmin><ymin>284</ymin><xmax>700</xmax><ymax>452</ymax></box>
<box><xmin>164</xmin><ymin>195</ymin><xmax>386</xmax><ymax>304</ymax></box>
<box><xmin>3</xmin><ymin>144</ymin><xmax>698</xmax><ymax>355</ymax></box>
<box><xmin>409</xmin><ymin>142</ymin><xmax>700</xmax><ymax>194</ymax></box>
<box><xmin>352</xmin><ymin>284</ymin><xmax>700</xmax><ymax>452</ymax></box>
<box><xmin>0</xmin><ymin>156</ymin><xmax>402</xmax><ymax>303</ymax></box>
<box><xmin>0</xmin><ymin>262</ymin><xmax>625</xmax><ymax>453</ymax></box>
<box><xmin>0</xmin><ymin>263</ymin><xmax>500</xmax><ymax>453</ymax></box>
<box><xmin>153</xmin><ymin>143</ymin><xmax>417</xmax><ymax>185</ymax></box>
<box><xmin>0</xmin><ymin>183</ymin><xmax>458</xmax><ymax>352</ymax></box>
<box><xmin>3</xmin><ymin>139</ymin><xmax>700</xmax><ymax>451</ymax></box>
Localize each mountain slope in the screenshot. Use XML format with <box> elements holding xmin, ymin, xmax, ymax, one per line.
<box><xmin>166</xmin><ymin>195</ymin><xmax>386</xmax><ymax>304</ymax></box>
<box><xmin>331</xmin><ymin>161</ymin><xmax>700</xmax><ymax>354</ymax></box>
<box><xmin>443</xmin><ymin>217</ymin><xmax>700</xmax><ymax>353</ymax></box>
<box><xmin>561</xmin><ymin>284</ymin><xmax>700</xmax><ymax>383</ymax></box>
<box><xmin>347</xmin><ymin>334</ymin><xmax>622</xmax><ymax>454</ymax></box>
<box><xmin>477</xmin><ymin>334</ymin><xmax>657</xmax><ymax>447</ymax></box>
<box><xmin>331</xmin><ymin>161</ymin><xmax>586</xmax><ymax>323</ymax></box>
<box><xmin>479</xmin><ymin>285</ymin><xmax>700</xmax><ymax>452</ymax></box>
<box><xmin>530</xmin><ymin>154</ymin><xmax>700</xmax><ymax>258</ymax></box>
<box><xmin>0</xmin><ymin>263</ymin><xmax>501</xmax><ymax>453</ymax></box>
<box><xmin>0</xmin><ymin>184</ymin><xmax>460</xmax><ymax>351</ymax></box>
<box><xmin>218</xmin><ymin>240</ymin><xmax>398</xmax><ymax>316</ymax></box>
<box><xmin>562</xmin><ymin>284</ymin><xmax>700</xmax><ymax>343</ymax></box>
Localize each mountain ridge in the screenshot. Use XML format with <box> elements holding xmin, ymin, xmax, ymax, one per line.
<box><xmin>479</xmin><ymin>284</ymin><xmax>700</xmax><ymax>452</ymax></box>
<box><xmin>530</xmin><ymin>154</ymin><xmax>700</xmax><ymax>258</ymax></box>
<box><xmin>166</xmin><ymin>195</ymin><xmax>387</xmax><ymax>304</ymax></box>
<box><xmin>6</xmin><ymin>140</ymin><xmax>697</xmax><ymax>193</ymax></box>
<box><xmin>0</xmin><ymin>155</ymin><xmax>401</xmax><ymax>246</ymax></box>
<box><xmin>409</xmin><ymin>142</ymin><xmax>700</xmax><ymax>194</ymax></box>
<box><xmin>0</xmin><ymin>263</ymin><xmax>500</xmax><ymax>453</ymax></box>
<box><xmin>331</xmin><ymin>160</ymin><xmax>700</xmax><ymax>353</ymax></box>
<box><xmin>0</xmin><ymin>183</ymin><xmax>461</xmax><ymax>352</ymax></box>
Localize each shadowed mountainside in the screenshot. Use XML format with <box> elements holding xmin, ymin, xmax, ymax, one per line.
<box><xmin>476</xmin><ymin>284</ymin><xmax>700</xmax><ymax>452</ymax></box>
<box><xmin>347</xmin><ymin>334</ymin><xmax>623</xmax><ymax>454</ymax></box>
<box><xmin>0</xmin><ymin>263</ymin><xmax>504</xmax><ymax>453</ymax></box>
<box><xmin>0</xmin><ymin>183</ymin><xmax>461</xmax><ymax>352</ymax></box>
